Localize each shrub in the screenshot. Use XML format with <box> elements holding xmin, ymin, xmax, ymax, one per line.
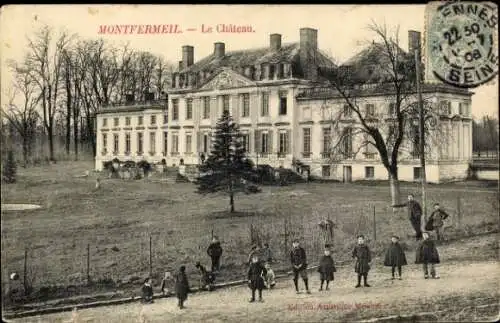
<box><xmin>2</xmin><ymin>150</ymin><xmax>17</xmax><ymax>184</ymax></box>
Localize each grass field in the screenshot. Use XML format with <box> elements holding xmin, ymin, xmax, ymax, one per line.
<box><xmin>1</xmin><ymin>161</ymin><xmax>498</xmax><ymax>305</ymax></box>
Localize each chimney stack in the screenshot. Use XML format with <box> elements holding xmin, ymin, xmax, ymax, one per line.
<box><xmin>182</xmin><ymin>46</ymin><xmax>194</xmax><ymax>68</ymax></box>
<box><xmin>299</xmin><ymin>27</ymin><xmax>318</xmax><ymax>81</ymax></box>
<box><xmin>214</xmin><ymin>42</ymin><xmax>225</xmax><ymax>59</ymax></box>
<box><xmin>270</xmin><ymin>34</ymin><xmax>282</xmax><ymax>51</ymax></box>
<box><xmin>408</xmin><ymin>30</ymin><xmax>422</xmax><ymax>57</ymax></box>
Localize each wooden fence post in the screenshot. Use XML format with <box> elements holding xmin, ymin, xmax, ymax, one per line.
<box><xmin>149</xmin><ymin>235</ymin><xmax>153</xmax><ymax>277</ymax></box>
<box><xmin>457</xmin><ymin>196</ymin><xmax>462</xmax><ymax>229</ymax></box>
<box><xmin>86</xmin><ymin>244</ymin><xmax>90</xmax><ymax>285</ymax></box>
<box><xmin>23</xmin><ymin>248</ymin><xmax>28</xmax><ymax>293</ymax></box>
<box><xmin>284</xmin><ymin>218</ymin><xmax>288</xmax><ymax>258</ymax></box>
<box><xmin>373</xmin><ymin>206</ymin><xmax>377</xmax><ymax>243</ymax></box>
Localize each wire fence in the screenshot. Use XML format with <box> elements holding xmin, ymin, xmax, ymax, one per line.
<box><xmin>2</xmin><ymin>192</ymin><xmax>498</xmax><ymax>306</ymax></box>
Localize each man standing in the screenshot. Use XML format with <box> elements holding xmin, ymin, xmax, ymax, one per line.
<box><xmin>207</xmin><ymin>236</ymin><xmax>223</xmax><ymax>272</ymax></box>
<box><xmin>290</xmin><ymin>239</ymin><xmax>311</xmax><ymax>294</ymax></box>
<box><xmin>393</xmin><ymin>194</ymin><xmax>423</xmax><ymax>241</ymax></box>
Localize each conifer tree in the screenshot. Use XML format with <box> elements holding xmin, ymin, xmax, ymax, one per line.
<box><xmin>196</xmin><ymin>110</ymin><xmax>257</xmax><ymax>212</ymax></box>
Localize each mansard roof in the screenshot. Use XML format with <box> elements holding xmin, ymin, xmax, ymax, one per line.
<box><xmin>178</xmin><ymin>43</ymin><xmax>336</xmax><ymax>75</ymax></box>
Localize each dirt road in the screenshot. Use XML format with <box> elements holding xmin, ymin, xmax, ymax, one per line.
<box><xmin>10</xmin><ymin>257</ymin><xmax>498</xmax><ymax>323</ymax></box>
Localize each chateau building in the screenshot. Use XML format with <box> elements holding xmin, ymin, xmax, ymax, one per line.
<box><xmin>95</xmin><ymin>27</ymin><xmax>473</xmax><ymax>183</ymax></box>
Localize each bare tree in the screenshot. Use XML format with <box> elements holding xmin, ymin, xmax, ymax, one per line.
<box><xmin>1</xmin><ymin>61</ymin><xmax>41</xmax><ymax>166</ymax></box>
<box><xmin>320</xmin><ymin>22</ymin><xmax>440</xmax><ymax>205</ymax></box>
<box><xmin>25</xmin><ymin>25</ymin><xmax>74</xmax><ymax>161</ymax></box>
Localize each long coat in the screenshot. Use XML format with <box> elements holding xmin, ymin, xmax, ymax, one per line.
<box><xmin>290</xmin><ymin>247</ymin><xmax>307</xmax><ymax>270</ymax></box>
<box><xmin>175</xmin><ymin>271</ymin><xmax>190</xmax><ymax>301</ymax></box>
<box><xmin>318</xmin><ymin>255</ymin><xmax>336</xmax><ymax>281</ymax></box>
<box><xmin>383</xmin><ymin>242</ymin><xmax>408</xmax><ymax>267</ymax></box>
<box><xmin>426</xmin><ymin>209</ymin><xmax>450</xmax><ymax>230</ymax></box>
<box><xmin>415</xmin><ymin>239</ymin><xmax>440</xmax><ymax>264</ymax></box>
<box><xmin>207</xmin><ymin>242</ymin><xmax>223</xmax><ymax>259</ymax></box>
<box><xmin>395</xmin><ymin>201</ymin><xmax>422</xmax><ymax>234</ymax></box>
<box><xmin>248</xmin><ymin>262</ymin><xmax>267</xmax><ymax>290</ymax></box>
<box><xmin>352</xmin><ymin>244</ymin><xmax>371</xmax><ymax>274</ymax></box>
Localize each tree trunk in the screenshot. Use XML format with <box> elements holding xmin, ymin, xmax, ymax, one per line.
<box><xmin>73</xmin><ymin>113</ymin><xmax>79</xmax><ymax>160</ymax></box>
<box><xmin>230</xmin><ymin>191</ymin><xmax>235</xmax><ymax>213</ymax></box>
<box><xmin>22</xmin><ymin>136</ymin><xmax>28</xmax><ymax>167</ymax></box>
<box><xmin>85</xmin><ymin>114</ymin><xmax>96</xmax><ymax>156</ymax></box>
<box><xmin>48</xmin><ymin>125</ymin><xmax>55</xmax><ymax>161</ymax></box>
<box><xmin>389</xmin><ymin>170</ymin><xmax>401</xmax><ymax>211</ymax></box>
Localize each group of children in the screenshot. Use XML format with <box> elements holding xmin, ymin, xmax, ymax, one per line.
<box><xmin>140</xmin><ymin>200</ymin><xmax>447</xmax><ymax>308</ymax></box>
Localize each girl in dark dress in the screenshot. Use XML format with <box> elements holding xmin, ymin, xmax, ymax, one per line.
<box><xmin>383</xmin><ymin>235</ymin><xmax>408</xmax><ymax>280</ymax></box>
<box><xmin>318</xmin><ymin>249</ymin><xmax>336</xmax><ymax>291</ymax></box>
<box><xmin>175</xmin><ymin>266</ymin><xmax>190</xmax><ymax>309</ymax></box>
<box><xmin>141</xmin><ymin>278</ymin><xmax>154</xmax><ymax>304</ymax></box>
<box><xmin>352</xmin><ymin>235</ymin><xmax>372</xmax><ymax>288</ymax></box>
<box><xmin>415</xmin><ymin>232</ymin><xmax>440</xmax><ymax>279</ymax></box>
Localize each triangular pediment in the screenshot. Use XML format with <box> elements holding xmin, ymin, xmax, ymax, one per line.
<box><xmin>199</xmin><ymin>68</ymin><xmax>256</xmax><ymax>90</ymax></box>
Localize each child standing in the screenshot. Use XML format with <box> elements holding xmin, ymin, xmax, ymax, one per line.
<box><xmin>175</xmin><ymin>266</ymin><xmax>190</xmax><ymax>309</ymax></box>
<box><xmin>248</xmin><ymin>255</ymin><xmax>267</xmax><ymax>302</ymax></box>
<box><xmin>383</xmin><ymin>235</ymin><xmax>408</xmax><ymax>280</ymax></box>
<box><xmin>352</xmin><ymin>235</ymin><xmax>372</xmax><ymax>288</ymax></box>
<box><xmin>263</xmin><ymin>262</ymin><xmax>276</xmax><ymax>289</ymax></box>
<box><xmin>141</xmin><ymin>277</ymin><xmax>154</xmax><ymax>303</ymax></box>
<box><xmin>160</xmin><ymin>271</ymin><xmax>173</xmax><ymax>296</ymax></box>
<box><xmin>415</xmin><ymin>232</ymin><xmax>440</xmax><ymax>279</ymax></box>
<box><xmin>426</xmin><ymin>203</ymin><xmax>450</xmax><ymax>241</ymax></box>
<box><xmin>318</xmin><ymin>249</ymin><xmax>336</xmax><ymax>291</ymax></box>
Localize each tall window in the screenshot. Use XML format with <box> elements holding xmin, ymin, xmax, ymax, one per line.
<box><xmin>113</xmin><ymin>134</ymin><xmax>119</xmax><ymax>153</ymax></box>
<box><xmin>222</xmin><ymin>95</ymin><xmax>230</xmax><ymax>113</ymax></box>
<box><xmin>186</xmin><ymin>99</ymin><xmax>193</xmax><ymax>120</ymax></box>
<box><xmin>113</xmin><ymin>117</ymin><xmax>119</xmax><ymax>127</ymax></box>
<box><xmin>279</xmin><ymin>131</ymin><xmax>289</xmax><ymax>155</ymax></box>
<box><xmin>138</xmin><ymin>116</ymin><xmax>143</xmax><ymax>125</ymax></box>
<box><xmin>242</xmin><ymin>133</ymin><xmax>250</xmax><ymax>152</ymax></box>
<box><xmin>342</xmin><ymin>128</ymin><xmax>353</xmax><ymax>158</ymax></box>
<box><xmin>322</xmin><ymin>165</ymin><xmax>331</xmax><ymax>178</ymax></box>
<box><xmin>102</xmin><ymin>118</ymin><xmax>108</xmax><ymax>127</ymax></box>
<box><xmin>261</xmin><ymin>132</ymin><xmax>269</xmax><ymax>154</ymax></box>
<box><xmin>365</xmin><ymin>166</ymin><xmax>375</xmax><ymax>179</ymax></box>
<box><xmin>458</xmin><ymin>102</ymin><xmax>464</xmax><ymax>115</ymax></box>
<box><xmin>279</xmin><ymin>91</ymin><xmax>287</xmax><ymax>115</ymax></box>
<box><xmin>241</xmin><ymin>93</ymin><xmax>250</xmax><ymax>117</ymax></box>
<box><xmin>125</xmin><ymin>117</ymin><xmax>131</xmax><ymax>126</ymax></box>
<box><xmin>171</xmin><ymin>134</ymin><xmax>179</xmax><ymax>154</ymax></box>
<box><xmin>137</xmin><ymin>132</ymin><xmax>144</xmax><ymax>154</ymax></box>
<box><xmin>203</xmin><ymin>96</ymin><xmax>211</xmax><ymax>119</ymax></box>
<box><xmin>163</xmin><ymin>114</ymin><xmax>168</xmax><ymax>124</ymax></box>
<box><xmin>261</xmin><ymin>92</ymin><xmax>269</xmax><ymax>116</ymax></box>
<box><xmin>322</xmin><ymin>127</ymin><xmax>331</xmax><ymax>157</ymax></box>
<box><xmin>163</xmin><ymin>132</ymin><xmax>168</xmax><ymax>156</ymax></box>
<box><xmin>149</xmin><ymin>132</ymin><xmax>156</xmax><ymax>154</ymax></box>
<box><xmin>185</xmin><ymin>134</ymin><xmax>192</xmax><ymax>153</ymax></box>
<box><xmin>203</xmin><ymin>133</ymin><xmax>209</xmax><ymax>153</ymax></box>
<box><xmin>343</xmin><ymin>104</ymin><xmax>352</xmax><ymax>118</ymax></box>
<box><xmin>125</xmin><ymin>133</ymin><xmax>131</xmax><ymax>154</ymax></box>
<box><xmin>413</xmin><ymin>167</ymin><xmax>422</xmax><ymax>180</ymax></box>
<box><xmin>172</xmin><ymin>99</ymin><xmax>179</xmax><ymax>120</ymax></box>
<box><xmin>150</xmin><ymin>115</ymin><xmax>156</xmax><ymax>125</ymax></box>
<box><xmin>365</xmin><ymin>104</ymin><xmax>375</xmax><ymax>117</ymax></box>
<box><xmin>102</xmin><ymin>133</ymin><xmax>108</xmax><ymax>152</ymax></box>
<box><xmin>303</xmin><ymin>128</ymin><xmax>311</xmax><ymax>157</ymax></box>
<box><xmin>388</xmin><ymin>103</ymin><xmax>396</xmax><ymax>116</ymax></box>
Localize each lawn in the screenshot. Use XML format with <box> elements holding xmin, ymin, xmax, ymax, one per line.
<box><xmin>1</xmin><ymin>161</ymin><xmax>498</xmax><ymax>306</ymax></box>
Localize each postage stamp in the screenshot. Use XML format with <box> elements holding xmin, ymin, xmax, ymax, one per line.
<box><xmin>424</xmin><ymin>1</ymin><xmax>498</xmax><ymax>88</ymax></box>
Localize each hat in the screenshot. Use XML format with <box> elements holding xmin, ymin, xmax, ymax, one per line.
<box><xmin>357</xmin><ymin>234</ymin><xmax>365</xmax><ymax>239</ymax></box>
<box><xmin>180</xmin><ymin>265</ymin><xmax>186</xmax><ymax>272</ymax></box>
<box><xmin>392</xmin><ymin>235</ymin><xmax>400</xmax><ymax>240</ymax></box>
<box><xmin>292</xmin><ymin>239</ymin><xmax>299</xmax><ymax>243</ymax></box>
<box><xmin>195</xmin><ymin>261</ymin><xmax>201</xmax><ymax>267</ymax></box>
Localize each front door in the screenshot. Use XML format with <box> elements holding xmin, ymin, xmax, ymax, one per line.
<box><xmin>343</xmin><ymin>166</ymin><xmax>352</xmax><ymax>183</ymax></box>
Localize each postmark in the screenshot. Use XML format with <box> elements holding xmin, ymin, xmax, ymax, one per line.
<box><xmin>425</xmin><ymin>1</ymin><xmax>498</xmax><ymax>88</ymax></box>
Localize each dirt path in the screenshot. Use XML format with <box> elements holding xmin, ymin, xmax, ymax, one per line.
<box><xmin>11</xmin><ymin>258</ymin><xmax>498</xmax><ymax>323</ymax></box>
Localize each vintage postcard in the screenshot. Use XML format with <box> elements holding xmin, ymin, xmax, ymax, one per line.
<box><xmin>1</xmin><ymin>4</ymin><xmax>498</xmax><ymax>323</ymax></box>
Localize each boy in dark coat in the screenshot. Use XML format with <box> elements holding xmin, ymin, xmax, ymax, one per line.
<box><xmin>207</xmin><ymin>236</ymin><xmax>223</xmax><ymax>272</ymax></box>
<box><xmin>415</xmin><ymin>232</ymin><xmax>440</xmax><ymax>279</ymax></box>
<box><xmin>141</xmin><ymin>277</ymin><xmax>154</xmax><ymax>304</ymax></box>
<box><xmin>426</xmin><ymin>203</ymin><xmax>450</xmax><ymax>241</ymax></box>
<box><xmin>248</xmin><ymin>255</ymin><xmax>267</xmax><ymax>302</ymax></box>
<box><xmin>290</xmin><ymin>240</ymin><xmax>311</xmax><ymax>294</ymax></box>
<box><xmin>383</xmin><ymin>235</ymin><xmax>408</xmax><ymax>280</ymax></box>
<box><xmin>352</xmin><ymin>235</ymin><xmax>372</xmax><ymax>288</ymax></box>
<box><xmin>393</xmin><ymin>194</ymin><xmax>423</xmax><ymax>240</ymax></box>
<box><xmin>318</xmin><ymin>249</ymin><xmax>336</xmax><ymax>291</ymax></box>
<box><xmin>175</xmin><ymin>266</ymin><xmax>190</xmax><ymax>309</ymax></box>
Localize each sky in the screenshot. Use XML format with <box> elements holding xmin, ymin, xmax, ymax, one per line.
<box><xmin>1</xmin><ymin>4</ymin><xmax>498</xmax><ymax>118</ymax></box>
